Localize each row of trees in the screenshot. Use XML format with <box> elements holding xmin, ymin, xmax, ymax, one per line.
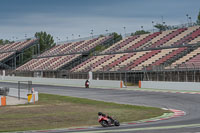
<box><xmin>0</xmin><ymin>39</ymin><xmax>14</xmax><ymax>45</ymax></box>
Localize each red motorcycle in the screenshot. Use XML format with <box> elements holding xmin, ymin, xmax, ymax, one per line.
<box><xmin>85</xmin><ymin>80</ymin><xmax>89</xmax><ymax>88</ymax></box>
<box><xmin>98</xmin><ymin>112</ymin><xmax>120</xmax><ymax>127</ymax></box>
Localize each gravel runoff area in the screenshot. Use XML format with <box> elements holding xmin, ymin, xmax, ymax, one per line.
<box><xmin>6</xmin><ymin>96</ymin><xmax>27</xmax><ymax>105</ymax></box>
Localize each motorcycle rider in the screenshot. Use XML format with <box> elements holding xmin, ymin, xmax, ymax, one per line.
<box><xmin>98</xmin><ymin>112</ymin><xmax>106</xmax><ymax>117</ymax></box>
<box><xmin>98</xmin><ymin>112</ymin><xmax>114</xmax><ymax>122</ymax></box>
<box><xmin>85</xmin><ymin>79</ymin><xmax>89</xmax><ymax>88</ymax></box>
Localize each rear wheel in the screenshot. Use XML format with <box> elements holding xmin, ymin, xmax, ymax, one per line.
<box><xmin>100</xmin><ymin>120</ymin><xmax>109</xmax><ymax>127</ymax></box>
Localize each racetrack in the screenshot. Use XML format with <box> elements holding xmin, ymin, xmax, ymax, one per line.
<box><xmin>1</xmin><ymin>82</ymin><xmax>200</xmax><ymax>133</ymax></box>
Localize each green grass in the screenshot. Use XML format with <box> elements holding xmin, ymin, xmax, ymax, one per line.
<box><xmin>126</xmin><ymin>82</ymin><xmax>138</xmax><ymax>86</ymax></box>
<box><xmin>0</xmin><ymin>93</ymin><xmax>170</xmax><ymax>132</ymax></box>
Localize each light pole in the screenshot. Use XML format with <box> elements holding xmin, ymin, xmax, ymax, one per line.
<box><xmin>123</xmin><ymin>26</ymin><xmax>126</xmax><ymax>37</ymax></box>
<box><xmin>56</xmin><ymin>37</ymin><xmax>59</xmax><ymax>44</ymax></box>
<box><xmin>186</xmin><ymin>14</ymin><xmax>189</xmax><ymax>26</ymax></box>
<box><xmin>72</xmin><ymin>34</ymin><xmax>74</xmax><ymax>40</ymax></box>
<box><xmin>161</xmin><ymin>16</ymin><xmax>164</xmax><ymax>24</ymax></box>
<box><xmin>163</xmin><ymin>22</ymin><xmax>166</xmax><ymax>31</ymax></box>
<box><xmin>163</xmin><ymin>21</ymin><xmax>165</xmax><ymax>25</ymax></box>
<box><xmin>78</xmin><ymin>35</ymin><xmax>81</xmax><ymax>41</ymax></box>
<box><xmin>105</xmin><ymin>29</ymin><xmax>108</xmax><ymax>35</ymax></box>
<box><xmin>91</xmin><ymin>29</ymin><xmax>94</xmax><ymax>38</ymax></box>
<box><xmin>152</xmin><ymin>21</ymin><xmax>154</xmax><ymax>33</ymax></box>
<box><xmin>66</xmin><ymin>37</ymin><xmax>68</xmax><ymax>42</ymax></box>
<box><xmin>141</xmin><ymin>26</ymin><xmax>144</xmax><ymax>31</ymax></box>
<box><xmin>189</xmin><ymin>17</ymin><xmax>192</xmax><ymax>26</ymax></box>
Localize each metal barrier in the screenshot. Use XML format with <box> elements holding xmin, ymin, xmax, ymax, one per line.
<box><xmin>0</xmin><ymin>87</ymin><xmax>9</xmax><ymax>96</ymax></box>
<box><xmin>1</xmin><ymin>63</ymin><xmax>200</xmax><ymax>84</ymax></box>
<box><xmin>18</xmin><ymin>81</ymin><xmax>32</xmax><ymax>100</ymax></box>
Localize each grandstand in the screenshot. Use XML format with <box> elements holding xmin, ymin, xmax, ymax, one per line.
<box><xmin>1</xmin><ymin>24</ymin><xmax>200</xmax><ymax>83</ymax></box>
<box><xmin>0</xmin><ymin>39</ymin><xmax>38</xmax><ymax>69</ymax></box>
<box><xmin>16</xmin><ymin>35</ymin><xmax>114</xmax><ymax>71</ymax></box>
<box><xmin>70</xmin><ymin>47</ymin><xmax>191</xmax><ymax>72</ymax></box>
<box><xmin>71</xmin><ymin>25</ymin><xmax>200</xmax><ymax>72</ymax></box>
<box><xmin>68</xmin><ymin>25</ymin><xmax>200</xmax><ymax>83</ymax></box>
<box><xmin>101</xmin><ymin>26</ymin><xmax>200</xmax><ymax>54</ymax></box>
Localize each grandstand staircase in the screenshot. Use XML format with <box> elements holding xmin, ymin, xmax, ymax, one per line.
<box><xmin>164</xmin><ymin>46</ymin><xmax>197</xmax><ymax>68</ymax></box>
<box><xmin>172</xmin><ymin>26</ymin><xmax>200</xmax><ymax>46</ymax></box>
<box><xmin>0</xmin><ymin>62</ymin><xmax>12</xmax><ymax>69</ymax></box>
<box><xmin>86</xmin><ymin>35</ymin><xmax>118</xmax><ymax>55</ymax></box>
<box><xmin>59</xmin><ymin>54</ymin><xmax>85</xmax><ymax>70</ymax></box>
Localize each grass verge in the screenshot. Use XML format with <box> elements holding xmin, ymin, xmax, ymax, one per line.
<box><xmin>0</xmin><ymin>93</ymin><xmax>169</xmax><ymax>132</ymax></box>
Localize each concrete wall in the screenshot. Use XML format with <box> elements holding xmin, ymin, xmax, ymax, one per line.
<box><xmin>141</xmin><ymin>81</ymin><xmax>200</xmax><ymax>91</ymax></box>
<box><xmin>0</xmin><ymin>76</ymin><xmax>123</xmax><ymax>88</ymax></box>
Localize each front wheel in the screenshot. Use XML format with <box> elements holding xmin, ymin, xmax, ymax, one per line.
<box><xmin>100</xmin><ymin>120</ymin><xmax>109</xmax><ymax>127</ymax></box>
<box><xmin>114</xmin><ymin>120</ymin><xmax>120</xmax><ymax>126</ymax></box>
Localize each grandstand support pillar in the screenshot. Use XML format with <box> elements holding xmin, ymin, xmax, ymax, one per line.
<box><xmin>19</xmin><ymin>54</ymin><xmax>21</xmax><ymax>65</ymax></box>
<box><xmin>170</xmin><ymin>71</ymin><xmax>172</xmax><ymax>81</ymax></box>
<box><xmin>21</xmin><ymin>52</ymin><xmax>24</xmax><ymax>64</ymax></box>
<box><xmin>89</xmin><ymin>71</ymin><xmax>93</xmax><ymax>80</ymax></box>
<box><xmin>125</xmin><ymin>72</ymin><xmax>127</xmax><ymax>86</ymax></box>
<box><xmin>186</xmin><ymin>71</ymin><xmax>188</xmax><ymax>82</ymax></box>
<box><xmin>149</xmin><ymin>72</ymin><xmax>151</xmax><ymax>81</ymax></box>
<box><xmin>156</xmin><ymin>71</ymin><xmax>158</xmax><ymax>81</ymax></box>
<box><xmin>178</xmin><ymin>71</ymin><xmax>180</xmax><ymax>82</ymax></box>
<box><xmin>163</xmin><ymin>72</ymin><xmax>165</xmax><ymax>81</ymax></box>
<box><xmin>14</xmin><ymin>56</ymin><xmax>16</xmax><ymax>69</ymax></box>
<box><xmin>38</xmin><ymin>44</ymin><xmax>40</xmax><ymax>55</ymax></box>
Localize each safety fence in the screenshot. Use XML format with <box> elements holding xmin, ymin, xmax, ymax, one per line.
<box><xmin>1</xmin><ymin>63</ymin><xmax>200</xmax><ymax>84</ymax></box>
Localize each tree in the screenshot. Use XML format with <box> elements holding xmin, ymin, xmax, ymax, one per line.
<box><xmin>35</xmin><ymin>31</ymin><xmax>56</xmax><ymax>53</ymax></box>
<box><xmin>197</xmin><ymin>10</ymin><xmax>200</xmax><ymax>25</ymax></box>
<box><xmin>112</xmin><ymin>32</ymin><xmax>122</xmax><ymax>42</ymax></box>
<box><xmin>131</xmin><ymin>30</ymin><xmax>150</xmax><ymax>36</ymax></box>
<box><xmin>0</xmin><ymin>39</ymin><xmax>3</xmax><ymax>45</ymax></box>
<box><xmin>0</xmin><ymin>39</ymin><xmax>14</xmax><ymax>45</ymax></box>
<box><xmin>154</xmin><ymin>23</ymin><xmax>169</xmax><ymax>32</ymax></box>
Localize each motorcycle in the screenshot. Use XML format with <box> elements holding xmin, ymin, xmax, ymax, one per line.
<box><xmin>85</xmin><ymin>81</ymin><xmax>89</xmax><ymax>88</ymax></box>
<box><xmin>98</xmin><ymin>115</ymin><xmax>120</xmax><ymax>127</ymax></box>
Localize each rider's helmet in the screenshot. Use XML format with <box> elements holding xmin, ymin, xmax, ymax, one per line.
<box><xmin>98</xmin><ymin>112</ymin><xmax>103</xmax><ymax>116</ymax></box>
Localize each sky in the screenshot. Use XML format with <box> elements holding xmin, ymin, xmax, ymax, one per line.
<box><xmin>0</xmin><ymin>0</ymin><xmax>200</xmax><ymax>42</ymax></box>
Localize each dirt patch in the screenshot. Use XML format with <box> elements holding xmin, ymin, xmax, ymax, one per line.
<box><xmin>6</xmin><ymin>96</ymin><xmax>27</xmax><ymax>105</ymax></box>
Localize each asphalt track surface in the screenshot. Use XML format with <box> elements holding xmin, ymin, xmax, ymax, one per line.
<box><xmin>1</xmin><ymin>82</ymin><xmax>200</xmax><ymax>133</ymax></box>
